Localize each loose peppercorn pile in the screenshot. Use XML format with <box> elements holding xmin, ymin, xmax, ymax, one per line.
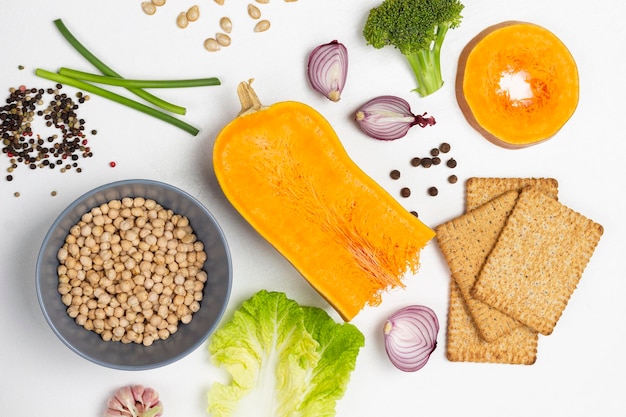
<box><xmin>56</xmin><ymin>197</ymin><xmax>208</xmax><ymax>346</ymax></box>
<box><xmin>1</xmin><ymin>84</ymin><xmax>96</xmax><ymax>182</ymax></box>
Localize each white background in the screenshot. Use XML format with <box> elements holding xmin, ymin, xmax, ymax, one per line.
<box><xmin>1</xmin><ymin>1</ymin><xmax>624</xmax><ymax>416</ymax></box>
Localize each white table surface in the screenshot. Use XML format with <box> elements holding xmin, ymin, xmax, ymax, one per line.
<box><xmin>2</xmin><ymin>1</ymin><xmax>624</xmax><ymax>416</ymax></box>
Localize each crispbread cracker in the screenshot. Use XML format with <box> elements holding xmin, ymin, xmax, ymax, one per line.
<box><xmin>466</xmin><ymin>177</ymin><xmax>559</xmax><ymax>211</ymax></box>
<box><xmin>436</xmin><ymin>190</ymin><xmax>524</xmax><ymax>341</ymax></box>
<box><xmin>472</xmin><ymin>187</ymin><xmax>604</xmax><ymax>335</ymax></box>
<box><xmin>446</xmin><ymin>278</ymin><xmax>538</xmax><ymax>364</ymax></box>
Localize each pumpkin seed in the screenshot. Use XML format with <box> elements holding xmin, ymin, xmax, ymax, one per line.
<box><xmin>186</xmin><ymin>5</ymin><xmax>200</xmax><ymax>22</ymax></box>
<box><xmin>151</xmin><ymin>0</ymin><xmax>166</xmax><ymax>6</ymax></box>
<box><xmin>254</xmin><ymin>19</ymin><xmax>270</xmax><ymax>32</ymax></box>
<box><xmin>177</xmin><ymin>12</ymin><xmax>189</xmax><ymax>28</ymax></box>
<box><xmin>141</xmin><ymin>1</ymin><xmax>156</xmax><ymax>15</ymax></box>
<box><xmin>216</xmin><ymin>33</ymin><xmax>231</xmax><ymax>47</ymax></box>
<box><xmin>247</xmin><ymin>4</ymin><xmax>261</xmax><ymax>19</ymax></box>
<box><xmin>219</xmin><ymin>17</ymin><xmax>232</xmax><ymax>33</ymax></box>
<box><xmin>203</xmin><ymin>38</ymin><xmax>221</xmax><ymax>52</ymax></box>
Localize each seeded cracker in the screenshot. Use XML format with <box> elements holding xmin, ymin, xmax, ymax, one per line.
<box><xmin>472</xmin><ymin>187</ymin><xmax>604</xmax><ymax>335</ymax></box>
<box><xmin>465</xmin><ymin>177</ymin><xmax>559</xmax><ymax>210</ymax></box>
<box><xmin>436</xmin><ymin>190</ymin><xmax>528</xmax><ymax>342</ymax></box>
<box><xmin>446</xmin><ymin>278</ymin><xmax>538</xmax><ymax>364</ymax></box>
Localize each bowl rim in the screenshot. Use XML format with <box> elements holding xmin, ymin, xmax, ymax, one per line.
<box><xmin>35</xmin><ymin>178</ymin><xmax>232</xmax><ymax>370</ymax></box>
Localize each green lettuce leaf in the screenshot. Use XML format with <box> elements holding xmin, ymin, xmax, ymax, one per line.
<box><xmin>207</xmin><ymin>290</ymin><xmax>364</xmax><ymax>417</ymax></box>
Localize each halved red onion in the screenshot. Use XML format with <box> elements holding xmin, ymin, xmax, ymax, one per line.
<box><xmin>355</xmin><ymin>96</ymin><xmax>436</xmax><ymax>141</ymax></box>
<box><xmin>307</xmin><ymin>40</ymin><xmax>348</xmax><ymax>102</ymax></box>
<box><xmin>383</xmin><ymin>305</ymin><xmax>439</xmax><ymax>372</ymax></box>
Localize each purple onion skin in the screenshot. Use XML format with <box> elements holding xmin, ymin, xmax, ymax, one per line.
<box><xmin>307</xmin><ymin>40</ymin><xmax>348</xmax><ymax>102</ymax></box>
<box><xmin>383</xmin><ymin>305</ymin><xmax>439</xmax><ymax>372</ymax></box>
<box><xmin>355</xmin><ymin>96</ymin><xmax>436</xmax><ymax>141</ymax></box>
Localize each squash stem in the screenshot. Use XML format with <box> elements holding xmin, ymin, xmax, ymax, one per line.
<box><xmin>236</xmin><ymin>80</ymin><xmax>265</xmax><ymax>116</ymax></box>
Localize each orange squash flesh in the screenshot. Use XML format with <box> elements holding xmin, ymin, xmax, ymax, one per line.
<box><xmin>456</xmin><ymin>21</ymin><xmax>579</xmax><ymax>148</ymax></box>
<box><xmin>213</xmin><ymin>81</ymin><xmax>435</xmax><ymax>321</ymax></box>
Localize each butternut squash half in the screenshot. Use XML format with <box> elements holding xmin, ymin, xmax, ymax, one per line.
<box><xmin>456</xmin><ymin>21</ymin><xmax>579</xmax><ymax>148</ymax></box>
<box><xmin>213</xmin><ymin>81</ymin><xmax>435</xmax><ymax>321</ymax></box>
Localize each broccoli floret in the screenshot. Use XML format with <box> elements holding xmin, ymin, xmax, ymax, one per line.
<box><xmin>363</xmin><ymin>0</ymin><xmax>464</xmax><ymax>97</ymax></box>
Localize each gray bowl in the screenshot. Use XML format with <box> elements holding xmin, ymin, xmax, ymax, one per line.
<box><xmin>36</xmin><ymin>179</ymin><xmax>232</xmax><ymax>370</ymax></box>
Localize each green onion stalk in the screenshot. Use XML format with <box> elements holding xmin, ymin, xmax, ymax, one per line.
<box><xmin>52</xmin><ymin>18</ymin><xmax>187</xmax><ymax>115</ymax></box>
<box><xmin>36</xmin><ymin>69</ymin><xmax>200</xmax><ymax>136</ymax></box>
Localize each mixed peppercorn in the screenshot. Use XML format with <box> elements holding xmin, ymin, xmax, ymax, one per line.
<box><xmin>1</xmin><ymin>84</ymin><xmax>97</xmax><ymax>184</ymax></box>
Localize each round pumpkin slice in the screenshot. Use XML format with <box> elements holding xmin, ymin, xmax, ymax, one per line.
<box><xmin>456</xmin><ymin>21</ymin><xmax>579</xmax><ymax>148</ymax></box>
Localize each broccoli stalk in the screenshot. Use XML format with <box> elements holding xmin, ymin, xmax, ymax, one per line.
<box><xmin>363</xmin><ymin>0</ymin><xmax>464</xmax><ymax>97</ymax></box>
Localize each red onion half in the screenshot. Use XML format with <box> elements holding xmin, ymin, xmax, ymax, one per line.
<box><xmin>383</xmin><ymin>305</ymin><xmax>439</xmax><ymax>372</ymax></box>
<box><xmin>355</xmin><ymin>95</ymin><xmax>436</xmax><ymax>141</ymax></box>
<box><xmin>307</xmin><ymin>40</ymin><xmax>348</xmax><ymax>102</ymax></box>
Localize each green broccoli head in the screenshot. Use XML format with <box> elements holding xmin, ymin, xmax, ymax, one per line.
<box><xmin>363</xmin><ymin>0</ymin><xmax>464</xmax><ymax>96</ymax></box>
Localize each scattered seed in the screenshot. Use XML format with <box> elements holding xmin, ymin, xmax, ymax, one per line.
<box><xmin>141</xmin><ymin>1</ymin><xmax>157</xmax><ymax>15</ymax></box>
<box><xmin>248</xmin><ymin>4</ymin><xmax>261</xmax><ymax>19</ymax></box>
<box><xmin>254</xmin><ymin>19</ymin><xmax>271</xmax><ymax>32</ymax></box>
<box><xmin>421</xmin><ymin>158</ymin><xmax>433</xmax><ymax>168</ymax></box>
<box><xmin>152</xmin><ymin>0</ymin><xmax>166</xmax><ymax>6</ymax></box>
<box><xmin>186</xmin><ymin>5</ymin><xmax>200</xmax><ymax>22</ymax></box>
<box><xmin>410</xmin><ymin>157</ymin><xmax>421</xmax><ymax>167</ymax></box>
<box><xmin>219</xmin><ymin>17</ymin><xmax>233</xmax><ymax>33</ymax></box>
<box><xmin>448</xmin><ymin>175</ymin><xmax>458</xmax><ymax>184</ymax></box>
<box><xmin>430</xmin><ymin>148</ymin><xmax>439</xmax><ymax>157</ymax></box>
<box><xmin>18</xmin><ymin>65</ymin><xmax>25</xmax><ymax>70</ymax></box>
<box><xmin>256</xmin><ymin>0</ymin><xmax>269</xmax><ymax>3</ymax></box>
<box><xmin>400</xmin><ymin>187</ymin><xmax>411</xmax><ymax>198</ymax></box>
<box><xmin>428</xmin><ymin>187</ymin><xmax>438</xmax><ymax>196</ymax></box>
<box><xmin>14</xmin><ymin>192</ymin><xmax>20</xmax><ymax>197</ymax></box>
<box><xmin>432</xmin><ymin>156</ymin><xmax>441</xmax><ymax>165</ymax></box>
<box><xmin>109</xmin><ymin>161</ymin><xmax>116</xmax><ymax>168</ymax></box>
<box><xmin>176</xmin><ymin>12</ymin><xmax>189</xmax><ymax>28</ymax></box>
<box><xmin>214</xmin><ymin>0</ymin><xmax>224</xmax><ymax>4</ymax></box>
<box><xmin>203</xmin><ymin>38</ymin><xmax>221</xmax><ymax>52</ymax></box>
<box><xmin>439</xmin><ymin>142</ymin><xmax>451</xmax><ymax>153</ymax></box>
<box><xmin>216</xmin><ymin>32</ymin><xmax>232</xmax><ymax>47</ymax></box>
<box><xmin>410</xmin><ymin>211</ymin><xmax>419</xmax><ymax>217</ymax></box>
<box><xmin>389</xmin><ymin>170</ymin><xmax>400</xmax><ymax>180</ymax></box>
<box><xmin>446</xmin><ymin>158</ymin><xmax>457</xmax><ymax>168</ymax></box>
<box><xmin>51</xmin><ymin>190</ymin><xmax>57</xmax><ymax>196</ymax></box>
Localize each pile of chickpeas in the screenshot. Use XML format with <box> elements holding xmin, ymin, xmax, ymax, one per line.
<box><xmin>56</xmin><ymin>197</ymin><xmax>207</xmax><ymax>346</ymax></box>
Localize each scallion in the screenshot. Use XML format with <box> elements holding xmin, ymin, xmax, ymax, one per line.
<box><xmin>57</xmin><ymin>67</ymin><xmax>221</xmax><ymax>89</ymax></box>
<box><xmin>35</xmin><ymin>68</ymin><xmax>199</xmax><ymax>136</ymax></box>
<box><xmin>53</xmin><ymin>18</ymin><xmax>187</xmax><ymax>115</ymax></box>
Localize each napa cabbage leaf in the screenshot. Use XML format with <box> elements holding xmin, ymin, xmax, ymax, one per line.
<box><xmin>207</xmin><ymin>290</ymin><xmax>364</xmax><ymax>417</ymax></box>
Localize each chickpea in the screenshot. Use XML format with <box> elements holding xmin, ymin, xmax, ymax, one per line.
<box><xmin>86</xmin><ymin>299</ymin><xmax>98</xmax><ymax>310</ymax></box>
<box><xmin>143</xmin><ymin>335</ymin><xmax>154</xmax><ymax>347</ymax></box>
<box><xmin>113</xmin><ymin>326</ymin><xmax>125</xmax><ymax>338</ymax></box>
<box><xmin>58</xmin><ymin>283</ymin><xmax>71</xmax><ymax>295</ymax></box>
<box><xmin>84</xmin><ymin>319</ymin><xmax>94</xmax><ymax>331</ymax></box>
<box><xmin>57</xmin><ymin>198</ymin><xmax>208</xmax><ymax>345</ymax></box>
<box><xmin>76</xmin><ymin>314</ymin><xmax>88</xmax><ymax>326</ymax></box>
